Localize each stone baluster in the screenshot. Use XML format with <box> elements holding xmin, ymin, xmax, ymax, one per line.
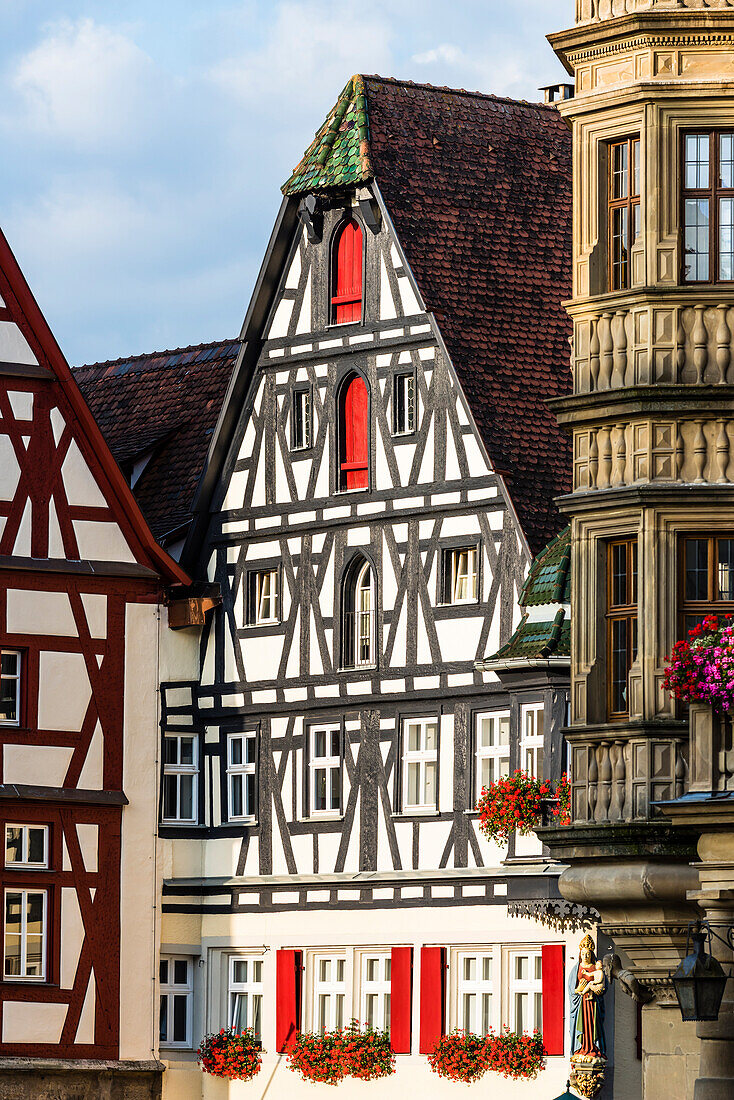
<box><xmin>676</xmin><ymin>311</ymin><xmax>687</xmax><ymax>383</ymax></box>
<box><xmin>718</xmin><ymin>717</ymin><xmax>734</xmax><ymax>793</ymax></box>
<box><xmin>588</xmin><ymin>746</ymin><xmax>599</xmax><ymax>818</ymax></box>
<box><xmin>608</xmin><ymin>741</ymin><xmax>626</xmax><ymax>821</ymax></box>
<box><xmin>612</xmin><ymin>423</ymin><xmax>626</xmax><ymax>486</ymax></box>
<box><xmin>595</xmin><ymin>742</ymin><xmax>613</xmax><ymax>822</ymax></box>
<box><xmin>693</xmin><ymin>419</ymin><xmax>707</xmax><ymax>483</ymax></box>
<box><xmin>612</xmin><ymin>310</ymin><xmax>627</xmax><ymax>388</ymax></box>
<box><xmin>675</xmin><ymin>739</ymin><xmax>687</xmax><ymax>800</ymax></box>
<box><xmin>716</xmin><ymin>420</ymin><xmax>730</xmax><ymax>483</ymax></box>
<box><xmin>589</xmin><ymin>431</ymin><xmax>599</xmax><ymax>488</ymax></box>
<box><xmin>598</xmin><ymin>427</ymin><xmax>613</xmax><ymax>488</ymax></box>
<box><xmin>599</xmin><ymin>312</ymin><xmax>614</xmax><ymax>389</ymax></box>
<box><xmin>693</xmin><ymin>304</ymin><xmax>709</xmax><ymax>384</ymax></box>
<box><xmin>675</xmin><ymin>421</ymin><xmax>685</xmax><ymax>481</ymax></box>
<box><xmin>716</xmin><ymin>305</ymin><xmax>731</xmax><ymax>384</ymax></box>
<box><xmin>589</xmin><ymin>315</ymin><xmax>600</xmax><ymax>392</ymax></box>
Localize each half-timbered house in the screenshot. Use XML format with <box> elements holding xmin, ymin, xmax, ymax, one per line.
<box><xmin>76</xmin><ymin>76</ymin><xmax>609</xmax><ymax>1097</ymax></box>
<box><xmin>0</xmin><ymin>225</ymin><xmax>191</xmax><ymax>1099</ymax></box>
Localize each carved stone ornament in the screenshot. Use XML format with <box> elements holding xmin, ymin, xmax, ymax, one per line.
<box><xmin>508</xmin><ymin>900</ymin><xmax>600</xmax><ymax>932</ymax></box>
<box><xmin>569</xmin><ymin>934</ymin><xmax>608</xmax><ymax>1099</ymax></box>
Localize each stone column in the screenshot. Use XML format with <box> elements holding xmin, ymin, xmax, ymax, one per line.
<box><xmin>691</xmin><ymin>835</ymin><xmax>734</xmax><ymax>1100</ymax></box>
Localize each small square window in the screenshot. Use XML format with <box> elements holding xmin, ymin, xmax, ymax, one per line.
<box><xmin>248</xmin><ymin>569</ymin><xmax>280</xmax><ymax>625</ymax></box>
<box><xmin>5</xmin><ymin>825</ymin><xmax>49</xmax><ymax>870</ymax></box>
<box><xmin>392</xmin><ymin>372</ymin><xmax>416</xmax><ymax>435</ymax></box>
<box><xmin>309</xmin><ymin>725</ymin><xmax>341</xmax><ymax>816</ymax></box>
<box><xmin>442</xmin><ymin>547</ymin><xmax>479</xmax><ymax>604</ymax></box>
<box><xmin>4</xmin><ymin>888</ymin><xmax>47</xmax><ymax>981</ymax></box>
<box><xmin>0</xmin><ymin>650</ymin><xmax>21</xmax><ymax>727</ymax></box>
<box><xmin>292</xmin><ymin>388</ymin><xmax>312</xmax><ymax>451</ymax></box>
<box><xmin>227</xmin><ymin>733</ymin><xmax>257</xmax><ymax>822</ymax></box>
<box><xmin>160</xmin><ymin>955</ymin><xmax>193</xmax><ymax>1048</ymax></box>
<box><xmin>162</xmin><ymin>736</ymin><xmax>198</xmax><ymax>824</ymax></box>
<box><xmin>402</xmin><ymin>718</ymin><xmax>439</xmax><ymax>812</ymax></box>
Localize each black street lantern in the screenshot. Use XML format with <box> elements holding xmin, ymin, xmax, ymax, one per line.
<box><xmin>672</xmin><ymin>927</ymin><xmax>728</xmax><ymax>1022</ymax></box>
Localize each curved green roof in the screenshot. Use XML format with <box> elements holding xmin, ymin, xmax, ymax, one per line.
<box><xmin>282</xmin><ymin>75</ymin><xmax>373</xmax><ymax>196</ymax></box>
<box><xmin>521</xmin><ymin>525</ymin><xmax>571</xmax><ymax>607</ymax></box>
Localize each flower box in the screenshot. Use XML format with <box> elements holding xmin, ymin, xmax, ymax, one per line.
<box><xmin>477</xmin><ymin>771</ymin><xmax>570</xmax><ymax>844</ymax></box>
<box><xmin>287</xmin><ymin>1023</ymin><xmax>395</xmax><ymax>1085</ymax></box>
<box><xmin>427</xmin><ymin>1029</ymin><xmax>546</xmax><ymax>1083</ymax></box>
<box><xmin>198</xmin><ymin>1027</ymin><xmax>263</xmax><ymax>1081</ymax></box>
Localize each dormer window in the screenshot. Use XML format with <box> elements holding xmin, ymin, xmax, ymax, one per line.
<box><xmin>331</xmin><ymin>218</ymin><xmax>363</xmax><ymax>324</ymax></box>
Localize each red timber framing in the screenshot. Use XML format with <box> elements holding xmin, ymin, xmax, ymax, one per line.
<box><xmin>0</xmin><ymin>225</ymin><xmax>188</xmax><ymax>1061</ymax></box>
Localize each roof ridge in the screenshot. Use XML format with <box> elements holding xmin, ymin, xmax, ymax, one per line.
<box><xmin>361</xmin><ymin>73</ymin><xmax>559</xmax><ymax>112</ymax></box>
<box><xmin>74</xmin><ymin>337</ymin><xmax>239</xmax><ymax>373</ymax></box>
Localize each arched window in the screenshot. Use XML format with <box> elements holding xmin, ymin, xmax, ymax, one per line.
<box><xmin>331</xmin><ymin>218</ymin><xmax>363</xmax><ymax>324</ymax></box>
<box><xmin>342</xmin><ymin>557</ymin><xmax>375</xmax><ymax>669</ymax></box>
<box><xmin>338</xmin><ymin>372</ymin><xmax>369</xmax><ymax>491</ymax></box>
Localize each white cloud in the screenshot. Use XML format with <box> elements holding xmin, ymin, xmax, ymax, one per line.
<box><xmin>10</xmin><ymin>18</ymin><xmax>158</xmax><ymax>148</ymax></box>
<box><xmin>412</xmin><ymin>43</ymin><xmax>465</xmax><ymax>66</ymax></box>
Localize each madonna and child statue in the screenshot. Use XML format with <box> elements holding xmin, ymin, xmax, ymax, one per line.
<box><xmin>568</xmin><ymin>934</ymin><xmax>608</xmax><ymax>1099</ymax></box>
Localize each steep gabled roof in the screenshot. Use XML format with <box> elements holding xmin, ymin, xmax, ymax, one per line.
<box><xmin>0</xmin><ymin>227</ymin><xmax>188</xmax><ymax>584</ymax></box>
<box><xmin>74</xmin><ymin>341</ymin><xmax>239</xmax><ymax>547</ymax></box>
<box><xmin>283</xmin><ymin>76</ymin><xmax>573</xmax><ymax>552</ymax></box>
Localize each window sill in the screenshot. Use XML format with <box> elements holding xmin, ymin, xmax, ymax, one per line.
<box><xmin>303</xmin><ymin>813</ymin><xmax>344</xmax><ymax>823</ymax></box>
<box><xmin>392</xmin><ymin>809</ymin><xmax>440</xmax><ymax>820</ymax></box>
<box><xmin>244</xmin><ymin>620</ymin><xmax>281</xmax><ymax>629</ymax></box>
<box><xmin>337</xmin><ymin>665</ymin><xmax>377</xmax><ymax>674</ymax></box>
<box><xmin>228</xmin><ymin>817</ymin><xmax>258</xmax><ymax>826</ymax></box>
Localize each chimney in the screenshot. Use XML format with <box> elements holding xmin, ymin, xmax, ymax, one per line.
<box><xmin>539</xmin><ymin>83</ymin><xmax>575</xmax><ymax>105</ymax></box>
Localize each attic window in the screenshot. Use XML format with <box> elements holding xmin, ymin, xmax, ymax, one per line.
<box><xmin>331</xmin><ymin>219</ymin><xmax>363</xmax><ymax>324</ymax></box>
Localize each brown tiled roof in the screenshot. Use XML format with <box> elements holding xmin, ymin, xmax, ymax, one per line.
<box><xmin>74</xmin><ymin>341</ymin><xmax>239</xmax><ymax>545</ymax></box>
<box><xmin>361</xmin><ymin>77</ymin><xmax>573</xmax><ymax>553</ymax></box>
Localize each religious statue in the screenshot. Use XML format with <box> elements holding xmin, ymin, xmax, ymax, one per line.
<box><xmin>568</xmin><ymin>934</ymin><xmax>608</xmax><ymax>1099</ymax></box>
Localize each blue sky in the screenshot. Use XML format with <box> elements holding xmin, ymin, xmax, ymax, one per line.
<box><xmin>0</xmin><ymin>0</ymin><xmax>573</xmax><ymax>365</ymax></box>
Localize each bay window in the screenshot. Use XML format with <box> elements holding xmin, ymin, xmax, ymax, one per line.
<box><xmin>683</xmin><ymin>131</ymin><xmax>734</xmax><ymax>283</ymax></box>
<box><xmin>679</xmin><ymin>534</ymin><xmax>734</xmax><ymax>634</ymax></box>
<box><xmin>607</xmin><ymin>538</ymin><xmax>638</xmax><ymax>720</ymax></box>
<box><xmin>609</xmin><ymin>136</ymin><xmax>641</xmax><ymax>290</ymax></box>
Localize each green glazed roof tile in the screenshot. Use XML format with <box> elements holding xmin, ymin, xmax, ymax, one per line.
<box><xmin>282</xmin><ymin>75</ymin><xmax>374</xmax><ymax>196</ymax></box>
<box><xmin>494</xmin><ymin>609</ymin><xmax>570</xmax><ymax>661</ymax></box>
<box><xmin>521</xmin><ymin>525</ymin><xmax>571</xmax><ymax>607</ymax></box>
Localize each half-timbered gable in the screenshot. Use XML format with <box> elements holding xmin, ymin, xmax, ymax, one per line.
<box><xmin>0</xmin><ymin>227</ymin><xmax>188</xmax><ymax>1099</ymax></box>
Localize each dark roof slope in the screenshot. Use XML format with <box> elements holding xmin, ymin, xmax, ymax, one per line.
<box><xmin>74</xmin><ymin>341</ymin><xmax>238</xmax><ymax>545</ymax></box>
<box><xmin>285</xmin><ymin>76</ymin><xmax>573</xmax><ymax>552</ymax></box>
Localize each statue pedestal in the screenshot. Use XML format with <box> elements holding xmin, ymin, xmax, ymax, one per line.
<box><xmin>570</xmin><ymin>1052</ymin><xmax>607</xmax><ymax>1099</ymax></box>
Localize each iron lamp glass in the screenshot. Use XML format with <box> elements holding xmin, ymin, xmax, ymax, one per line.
<box><xmin>672</xmin><ymin>931</ymin><xmax>728</xmax><ymax>1023</ymax></box>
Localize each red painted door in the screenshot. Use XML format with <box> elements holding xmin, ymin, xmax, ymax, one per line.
<box><xmin>341</xmin><ymin>375</ymin><xmax>369</xmax><ymax>489</ymax></box>
<box><xmin>332</xmin><ymin>219</ymin><xmax>363</xmax><ymax>323</ymax></box>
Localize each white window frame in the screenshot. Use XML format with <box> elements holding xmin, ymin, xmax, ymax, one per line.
<box><xmin>0</xmin><ymin>649</ymin><xmax>21</xmax><ymax>728</ymax></box>
<box><xmin>343</xmin><ymin>560</ymin><xmax>375</xmax><ymax>669</ymax></box>
<box><xmin>507</xmin><ymin>948</ymin><xmax>543</xmax><ymax>1035</ymax></box>
<box><xmin>5</xmin><ymin>824</ymin><xmax>49</xmax><ymax>870</ymax></box>
<box><xmin>475</xmin><ymin>712</ymin><xmax>511</xmax><ymax>802</ymax></box>
<box><xmin>292</xmin><ymin>387</ymin><xmax>312</xmax><ymax>450</ymax></box>
<box><xmin>309</xmin><ymin>724</ymin><xmax>342</xmax><ymax>817</ymax></box>
<box><xmin>446</xmin><ymin>547</ymin><xmax>478</xmax><ymax>605</ymax></box>
<box><xmin>392</xmin><ymin>371</ymin><xmax>416</xmax><ymax>435</ymax></box>
<box><xmin>227</xmin><ymin>732</ymin><xmax>257</xmax><ymax>823</ymax></box>
<box><xmin>402</xmin><ymin>717</ymin><xmax>439</xmax><ymax>813</ymax></box>
<box><xmin>360</xmin><ymin>952</ymin><xmax>391</xmax><ymax>1031</ymax></box>
<box><xmin>249</xmin><ymin>568</ymin><xmax>279</xmax><ymax>626</ymax></box>
<box><xmin>3</xmin><ymin>888</ymin><xmax>47</xmax><ymax>982</ymax></box>
<box><xmin>161</xmin><ymin>735</ymin><xmax>198</xmax><ymax>824</ymax></box>
<box><xmin>312</xmin><ymin>953</ymin><xmax>347</xmax><ymax>1033</ymax></box>
<box><xmin>455</xmin><ymin>949</ymin><xmax>496</xmax><ymax>1036</ymax></box>
<box><xmin>520</xmin><ymin>703</ymin><xmax>545</xmax><ymax>780</ymax></box>
<box><xmin>159</xmin><ymin>955</ymin><xmax>193</xmax><ymax>1049</ymax></box>
<box><xmin>229</xmin><ymin>954</ymin><xmax>264</xmax><ymax>1038</ymax></box>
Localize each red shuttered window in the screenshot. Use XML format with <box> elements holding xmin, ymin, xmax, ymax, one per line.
<box><xmin>276</xmin><ymin>949</ymin><xmax>302</xmax><ymax>1052</ymax></box>
<box><xmin>339</xmin><ymin>374</ymin><xmax>369</xmax><ymax>491</ymax></box>
<box><xmin>419</xmin><ymin>946</ymin><xmax>446</xmax><ymax>1054</ymax></box>
<box><xmin>541</xmin><ymin>944</ymin><xmax>566</xmax><ymax>1056</ymax></box>
<box><xmin>331</xmin><ymin>219</ymin><xmax>363</xmax><ymax>324</ymax></box>
<box><xmin>390</xmin><ymin>946</ymin><xmax>413</xmax><ymax>1053</ymax></box>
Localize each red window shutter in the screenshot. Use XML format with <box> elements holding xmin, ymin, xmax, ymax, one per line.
<box><xmin>332</xmin><ymin>219</ymin><xmax>363</xmax><ymax>324</ymax></box>
<box><xmin>419</xmin><ymin>946</ymin><xmax>445</xmax><ymax>1054</ymax></box>
<box><xmin>341</xmin><ymin>374</ymin><xmax>369</xmax><ymax>489</ymax></box>
<box><xmin>390</xmin><ymin>947</ymin><xmax>413</xmax><ymax>1053</ymax></box>
<box><xmin>541</xmin><ymin>944</ymin><xmax>566</xmax><ymax>1056</ymax></box>
<box><xmin>276</xmin><ymin>949</ymin><xmax>302</xmax><ymax>1052</ymax></box>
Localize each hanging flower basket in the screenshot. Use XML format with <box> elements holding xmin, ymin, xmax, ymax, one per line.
<box><xmin>287</xmin><ymin>1023</ymin><xmax>395</xmax><ymax>1085</ymax></box>
<box><xmin>427</xmin><ymin>1031</ymin><xmax>491</xmax><ymax>1083</ymax></box>
<box><xmin>427</xmin><ymin>1029</ymin><xmax>546</xmax><ymax>1083</ymax></box>
<box><xmin>663</xmin><ymin>615</ymin><xmax>734</xmax><ymax>713</ymax></box>
<box><xmin>477</xmin><ymin>770</ymin><xmax>571</xmax><ymax>844</ymax></box>
<box><xmin>197</xmin><ymin>1027</ymin><xmax>263</xmax><ymax>1081</ymax></box>
<box><xmin>485</xmin><ymin>1028</ymin><xmax>546</xmax><ymax>1081</ymax></box>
